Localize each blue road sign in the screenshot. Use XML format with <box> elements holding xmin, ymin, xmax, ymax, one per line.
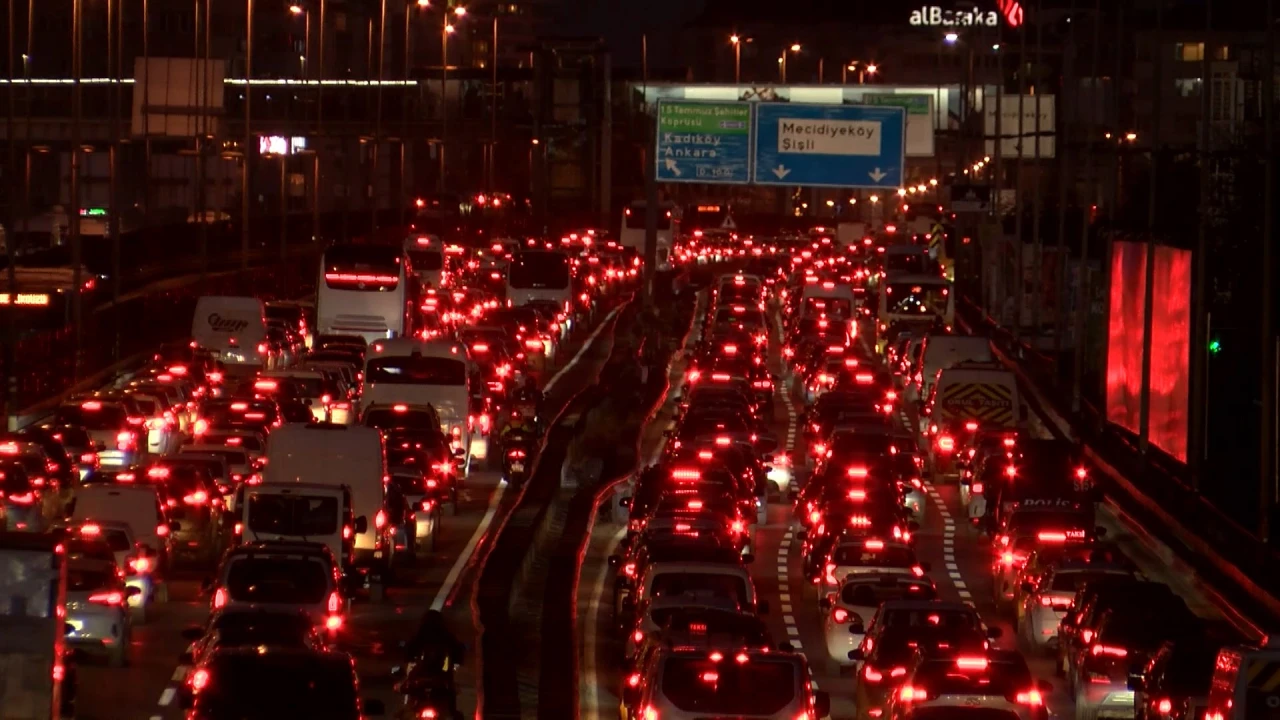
<box><xmin>655</xmin><ymin>101</ymin><xmax>752</xmax><ymax>184</ymax></box>
<box><xmin>752</xmin><ymin>103</ymin><xmax>907</xmax><ymax>189</ymax></box>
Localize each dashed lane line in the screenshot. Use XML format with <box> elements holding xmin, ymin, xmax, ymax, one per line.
<box><xmin>926</xmin><ymin>482</ymin><xmax>973</xmax><ymax>603</ymax></box>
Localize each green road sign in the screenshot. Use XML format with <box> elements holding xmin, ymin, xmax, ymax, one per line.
<box><xmin>862</xmin><ymin>94</ymin><xmax>932</xmax><ymax>115</ymax></box>
<box><xmin>655</xmin><ymin>101</ymin><xmax>752</xmax><ymax>184</ymax></box>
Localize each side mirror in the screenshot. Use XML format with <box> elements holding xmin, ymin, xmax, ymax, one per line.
<box><xmin>1021</xmin><ymin>581</ymin><xmax>1035</xmax><ymax>594</ymax></box>
<box><xmin>1095</xmin><ymin>525</ymin><xmax>1108</xmax><ymax>538</ymax></box>
<box><xmin>847</xmin><ymin>648</ymin><xmax>865</xmax><ymax>661</ymax></box>
<box><xmin>742</xmin><ymin>553</ymin><xmax>755</xmax><ymax>565</ymax></box>
<box><xmin>361</xmin><ymin>698</ymin><xmax>387</xmax><ymax>716</ymax></box>
<box><xmin>181</xmin><ymin>625</ymin><xmax>205</xmax><ymax>641</ymax></box>
<box><xmin>813</xmin><ymin>690</ymin><xmax>832</xmax><ymax>719</ymax></box>
<box><xmin>608</xmin><ymin>555</ymin><xmax>620</xmax><ymax>568</ymax></box>
<box><xmin>987</xmin><ymin>626</ymin><xmax>1003</xmax><ymax>640</ymax></box>
<box><xmin>757</xmin><ymin>600</ymin><xmax>770</xmax><ymax>614</ymax></box>
<box><xmin>354</xmin><ymin>516</ymin><xmax>369</xmax><ymax>535</ymax></box>
<box><xmin>849</xmin><ymin>622</ymin><xmax>866</xmax><ymax>635</ymax></box>
<box><xmin>619</xmin><ymin>497</ymin><xmax>631</xmax><ymax>508</ymax></box>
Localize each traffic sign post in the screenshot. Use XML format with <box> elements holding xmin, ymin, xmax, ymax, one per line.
<box><xmin>752</xmin><ymin>103</ymin><xmax>907</xmax><ymax>189</ymax></box>
<box><xmin>655</xmin><ymin>101</ymin><xmax>752</xmax><ymax>184</ymax></box>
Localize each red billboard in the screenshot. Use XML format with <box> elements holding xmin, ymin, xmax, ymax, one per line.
<box><xmin>1105</xmin><ymin>242</ymin><xmax>1191</xmax><ymax>462</ymax></box>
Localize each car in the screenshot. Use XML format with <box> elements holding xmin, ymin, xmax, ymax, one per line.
<box><xmin>180</xmin><ymin>647</ymin><xmax>384</xmax><ymax>718</ymax></box>
<box><xmin>64</xmin><ymin>556</ymin><xmax>139</xmax><ymax>667</ymax></box>
<box><xmin>889</xmin><ymin>650</ymin><xmax>1050</xmax><ymax>720</ymax></box>
<box><xmin>178</xmin><ymin>607</ymin><xmax>329</xmax><ymax>670</ymax></box>
<box><xmin>55</xmin><ymin>519</ymin><xmax>161</xmax><ymax>620</ymax></box>
<box><xmin>821</xmin><ymin>574</ymin><xmax>938</xmax><ymax>674</ymax></box>
<box><xmin>208</xmin><ymin>541</ymin><xmax>347</xmax><ymax>636</ymax></box>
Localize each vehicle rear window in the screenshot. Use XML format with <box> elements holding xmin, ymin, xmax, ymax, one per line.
<box><xmin>100</xmin><ymin>529</ymin><xmax>132</xmax><ymax>553</ymax></box>
<box><xmin>364</xmin><ymin>409</ymin><xmax>440</xmax><ymax>432</ymax></box>
<box><xmin>913</xmin><ymin>659</ymin><xmax>1030</xmax><ymax>697</ymax></box>
<box><xmin>211</xmin><ymin>435</ymin><xmax>265</xmax><ymax>453</ymax></box>
<box><xmin>408</xmin><ymin>248</ymin><xmax>445</xmax><ymax>271</ymax></box>
<box><xmin>210</xmin><ymin>612</ymin><xmax>313</xmax><ymax>648</ymax></box>
<box><xmin>201</xmin><ymin>403</ymin><xmax>279</xmax><ymax>429</ymax></box>
<box><xmin>831</xmin><ymin>545</ymin><xmax>916</xmax><ymax>569</ymax></box>
<box><xmin>660</xmin><ymin>657</ymin><xmax>797</xmax><ymax>715</ymax></box>
<box><xmin>804</xmin><ymin>296</ymin><xmax>853</xmax><ymax>318</ymax></box>
<box><xmin>650</xmin><ymin>572</ymin><xmax>749</xmax><ymax>607</ymax></box>
<box><xmin>225</xmin><ymin>557</ymin><xmax>329</xmax><ymax>604</ymax></box>
<box><xmin>54</xmin><ymin>404</ymin><xmax>128</xmax><ymax>430</ymax></box>
<box><xmin>185</xmin><ymin>449</ymin><xmax>250</xmax><ymax>469</ymax></box>
<box><xmin>508</xmin><ymin>252</ymin><xmax>571</xmax><ymax>290</ymax></box>
<box><xmin>199</xmin><ymin>655</ymin><xmax>359</xmax><ymax>719</ymax></box>
<box><xmin>841</xmin><ymin>580</ymin><xmax>936</xmax><ymax>606</ymax></box>
<box><xmin>247</xmin><ymin>495</ymin><xmax>340</xmax><ymax>537</ymax></box>
<box><xmin>366</xmin><ymin>356</ymin><xmax>466</xmax><ymax>385</ymax></box>
<box><xmin>881</xmin><ymin>608</ymin><xmax>982</xmax><ymax>631</ymax></box>
<box><xmin>67</xmin><ymin>568</ymin><xmax>113</xmax><ymax>593</ymax></box>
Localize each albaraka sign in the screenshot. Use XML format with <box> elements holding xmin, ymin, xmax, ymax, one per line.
<box><xmin>909</xmin><ymin>0</ymin><xmax>1023</xmax><ymax>28</ymax></box>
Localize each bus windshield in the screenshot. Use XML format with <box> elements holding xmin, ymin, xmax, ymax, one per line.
<box><xmin>884</xmin><ymin>282</ymin><xmax>949</xmax><ymax>316</ymax></box>
<box><xmin>323</xmin><ymin>246</ymin><xmax>402</xmax><ymax>291</ymax></box>
<box><xmin>886</xmin><ymin>252</ymin><xmax>931</xmax><ymax>276</ymax></box>
<box><xmin>624</xmin><ymin>204</ymin><xmax>672</xmax><ymax>230</ymax></box>
<box><xmin>366</xmin><ymin>356</ymin><xmax>467</xmax><ymax>385</ymax></box>
<box><xmin>509</xmin><ymin>252</ymin><xmax>571</xmax><ymax>290</ymax></box>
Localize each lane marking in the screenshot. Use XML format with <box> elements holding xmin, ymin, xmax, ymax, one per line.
<box><xmin>158</xmin><ymin>688</ymin><xmax>176</xmax><ymax>707</ymax></box>
<box><xmin>583</xmin><ymin>526</ymin><xmax>627</xmax><ymax>720</ymax></box>
<box><xmin>432</xmin><ymin>479</ymin><xmax>506</xmax><ymax>610</ymax></box>
<box><xmin>171</xmin><ymin>665</ymin><xmax>188</xmax><ymax>682</ymax></box>
<box><xmin>544</xmin><ymin>306</ymin><xmax>622</xmax><ymax>396</ymax></box>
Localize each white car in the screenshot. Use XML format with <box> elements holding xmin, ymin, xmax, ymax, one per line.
<box><xmin>820</xmin><ymin>573</ymin><xmax>938</xmax><ymax>673</ymax></box>
<box><xmin>60</xmin><ymin>519</ymin><xmax>161</xmax><ymax>621</ymax></box>
<box><xmin>1018</xmin><ymin>564</ymin><xmax>1135</xmax><ymax>652</ymax></box>
<box><xmin>819</xmin><ymin>537</ymin><xmax>927</xmax><ymax>597</ymax></box>
<box><xmin>891</xmin><ymin>651</ymin><xmax>1049</xmax><ymax>720</ymax></box>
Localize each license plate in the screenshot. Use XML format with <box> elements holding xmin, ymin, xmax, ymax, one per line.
<box><xmin>510</xmin><ymin>462</ymin><xmax>524</xmax><ymax>472</ymax></box>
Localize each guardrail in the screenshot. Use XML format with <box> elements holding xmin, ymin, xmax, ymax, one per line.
<box><xmin>956</xmin><ymin>296</ymin><xmax>1280</xmax><ymax>633</ymax></box>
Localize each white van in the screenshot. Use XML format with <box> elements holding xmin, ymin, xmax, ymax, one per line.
<box><xmin>800</xmin><ymin>279</ymin><xmax>857</xmax><ymax>320</ymax></box>
<box><xmin>362</xmin><ymin>338</ymin><xmax>473</xmax><ymax>475</ymax></box>
<box><xmin>263</xmin><ymin>424</ymin><xmax>392</xmax><ymax>598</ymax></box>
<box><xmin>67</xmin><ymin>484</ymin><xmax>174</xmax><ymax>566</ymax></box>
<box><xmin>237</xmin><ymin>482</ymin><xmax>354</xmax><ymax>574</ymax></box>
<box><xmin>405</xmin><ymin>234</ymin><xmax>447</xmax><ymax>289</ymax></box>
<box><xmin>908</xmin><ymin>334</ymin><xmax>994</xmax><ymax>403</ymax></box>
<box><xmin>192</xmin><ymin>296</ymin><xmax>269</xmax><ymax>372</ymax></box>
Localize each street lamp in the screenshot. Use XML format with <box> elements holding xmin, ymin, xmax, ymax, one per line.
<box><xmin>729</xmin><ymin>34</ymin><xmax>744</xmax><ymax>84</ymax></box>
<box><xmin>843</xmin><ymin>60</ymin><xmax>879</xmax><ymax>84</ymax></box>
<box><xmin>780</xmin><ymin>43</ymin><xmax>800</xmax><ymax>83</ymax></box>
<box><xmin>440</xmin><ymin>5</ymin><xmax>465</xmax><ymax>190</ymax></box>
<box><xmin>944</xmin><ymin>32</ymin><xmax>959</xmax><ymax>43</ymax></box>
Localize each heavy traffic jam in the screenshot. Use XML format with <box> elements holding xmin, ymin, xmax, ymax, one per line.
<box><xmin>0</xmin><ymin>220</ymin><xmax>1272</xmax><ymax>720</ymax></box>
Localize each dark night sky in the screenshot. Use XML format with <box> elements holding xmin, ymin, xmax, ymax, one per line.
<box><xmin>556</xmin><ymin>0</ymin><xmax>709</xmax><ymax>69</ymax></box>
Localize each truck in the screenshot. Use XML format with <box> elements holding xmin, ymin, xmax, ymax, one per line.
<box><xmin>0</xmin><ymin>531</ymin><xmax>71</xmax><ymax>720</ymax></box>
<box><xmin>920</xmin><ymin>361</ymin><xmax>1019</xmax><ymax>479</ymax></box>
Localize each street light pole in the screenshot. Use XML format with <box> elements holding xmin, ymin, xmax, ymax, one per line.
<box><xmin>242</xmin><ymin>0</ymin><xmax>253</xmax><ymax>269</ymax></box>
<box><xmin>372</xmin><ymin>0</ymin><xmax>387</xmax><ymax>233</ymax></box>
<box><xmin>316</xmin><ymin>0</ymin><xmax>325</xmax><ymax>243</ymax></box>
<box><xmin>731</xmin><ymin>35</ymin><xmax>740</xmax><ymax>84</ymax></box>
<box><xmin>5</xmin><ymin>0</ymin><xmax>17</xmax><ymax>426</ymax></box>
<box><xmin>71</xmin><ymin>0</ymin><xmax>83</xmax><ymax>377</ymax></box>
<box><xmin>489</xmin><ymin>14</ymin><xmax>497</xmax><ymax>192</ymax></box>
<box><xmin>441</xmin><ymin>13</ymin><xmax>450</xmax><ymax>191</ymax></box>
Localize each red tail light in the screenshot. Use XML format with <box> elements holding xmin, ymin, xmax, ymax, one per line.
<box><xmin>190</xmin><ymin>668</ymin><xmax>211</xmax><ymax>692</ymax></box>
<box><xmin>937</xmin><ymin>435</ymin><xmax>955</xmax><ymax>452</ymax></box>
<box><xmin>956</xmin><ymin>656</ymin><xmax>989</xmax><ymax>670</ymax></box>
<box><xmin>1037</xmin><ymin>531</ymin><xmax>1068</xmax><ymax>543</ymax></box>
<box><xmin>88</xmin><ymin>591</ymin><xmax>124</xmax><ymax>606</ymax></box>
<box><xmin>623</xmin><ymin>562</ymin><xmax>636</xmax><ymax>577</ymax></box>
<box><xmin>714</xmin><ymin>436</ymin><xmax>732</xmax><ymax>447</ymax></box>
<box><xmin>731</xmin><ymin>519</ymin><xmax>745</xmax><ymax>533</ymax></box>
<box><xmin>328</xmin><ymin>590</ymin><xmax>342</xmax><ymax>614</ymax></box>
<box><xmin>1156</xmin><ymin>699</ymin><xmax>1173</xmax><ymax>714</ymax></box>
<box><xmin>1005</xmin><ymin>465</ymin><xmax>1017</xmax><ymax>478</ymax></box>
<box><xmin>847</xmin><ymin>466</ymin><xmax>869</xmax><ymax>478</ymax></box>
<box><xmin>507</xmin><ymin>449</ymin><xmax>527</xmax><ymax>459</ymax></box>
<box><xmin>1003</xmin><ymin>437</ymin><xmax>1016</xmax><ymax>448</ymax></box>
<box><xmin>80</xmin><ymin>523</ymin><xmax>101</xmax><ymax>536</ymax></box>
<box><xmin>964</xmin><ymin>421</ymin><xmax>979</xmax><ymax>431</ymax></box>
<box><xmin>824</xmin><ymin>562</ymin><xmax>838</xmax><ymax>585</ymax></box>
<box><xmin>7</xmin><ymin>491</ymin><xmax>35</xmax><ymax>505</ymax></box>
<box><xmin>375</xmin><ymin>509</ymin><xmax>388</xmax><ymax>530</ymax></box>
<box><xmin>256</xmin><ymin>343</ymin><xmax>269</xmax><ymax>355</ymax></box>
<box><xmin>79</xmin><ymin>452</ymin><xmax>98</xmax><ymax>465</ymax></box>
<box><xmin>899</xmin><ymin>686</ymin><xmax>928</xmax><ymax>702</ymax></box>
<box><xmin>1091</xmin><ymin>644</ymin><xmax>1128</xmax><ymax>658</ymax></box>
<box><xmin>156</xmin><ymin>523</ymin><xmax>170</xmax><ymax>537</ymax></box>
<box><xmin>864</xmin><ymin>665</ymin><xmax>883</xmax><ymax>682</ymax></box>
<box><xmin>128</xmin><ymin>556</ymin><xmax>152</xmax><ymax>574</ymax></box>
<box><xmin>848</xmin><ymin>515</ymin><xmax>872</xmax><ymax>527</ymax></box>
<box><xmin>832</xmin><ymin>607</ymin><xmax>850</xmax><ymax>624</ymax></box>
<box><xmin>116</xmin><ymin>431</ymin><xmax>136</xmax><ymax>450</ymax></box>
<box><xmin>864</xmin><ymin>539</ymin><xmax>885</xmax><ymax>550</ymax></box>
<box><xmin>183</xmin><ymin>491</ymin><xmax>209</xmax><ymax>505</ymax></box>
<box><xmin>671</xmin><ymin>468</ymin><xmax>701</xmax><ymax>481</ymax></box>
<box><xmin>971</xmin><ymin>482</ymin><xmax>984</xmax><ymax>494</ymax></box>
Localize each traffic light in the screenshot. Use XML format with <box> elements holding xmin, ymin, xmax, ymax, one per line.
<box><xmin>1208</xmin><ymin>338</ymin><xmax>1222</xmax><ymax>355</ymax></box>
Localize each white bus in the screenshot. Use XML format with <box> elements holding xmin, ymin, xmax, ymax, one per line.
<box><xmin>361</xmin><ymin>338</ymin><xmax>475</xmax><ymax>475</ymax></box>
<box><xmin>404</xmin><ymin>234</ymin><xmax>447</xmax><ymax>289</ymax></box>
<box><xmin>878</xmin><ymin>274</ymin><xmax>955</xmax><ymax>329</ymax></box>
<box><xmin>506</xmin><ymin>249</ymin><xmax>573</xmax><ymax>313</ymax></box>
<box><xmin>316</xmin><ymin>244</ymin><xmax>415</xmax><ymax>343</ymax></box>
<box><xmin>620</xmin><ymin>200</ymin><xmax>678</xmax><ymax>271</ymax></box>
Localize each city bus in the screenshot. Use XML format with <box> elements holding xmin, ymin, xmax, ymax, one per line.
<box><xmin>315</xmin><ymin>244</ymin><xmax>416</xmax><ymax>343</ymax></box>
<box><xmin>505</xmin><ymin>249</ymin><xmax>573</xmax><ymax>313</ymax></box>
<box><xmin>619</xmin><ymin>200</ymin><xmax>678</xmax><ymax>271</ymax></box>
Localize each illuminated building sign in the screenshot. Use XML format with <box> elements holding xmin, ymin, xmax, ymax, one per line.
<box><xmin>909</xmin><ymin>2</ymin><xmax>1022</xmax><ymax>27</ymax></box>
<box><xmin>0</xmin><ymin>293</ymin><xmax>52</xmax><ymax>306</ymax></box>
<box><xmin>79</xmin><ymin>207</ymin><xmax>106</xmax><ymax>217</ymax></box>
<box><xmin>257</xmin><ymin>136</ymin><xmax>307</xmax><ymax>156</ymax></box>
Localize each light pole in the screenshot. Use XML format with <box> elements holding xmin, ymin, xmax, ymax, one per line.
<box><xmin>440</xmin><ymin>4</ymin><xmax>465</xmax><ymax>191</ymax></box>
<box><xmin>844</xmin><ymin>61</ymin><xmax>878</xmax><ymax>84</ymax></box>
<box><xmin>729</xmin><ymin>34</ymin><xmax>746</xmax><ymax>84</ymax></box>
<box><xmin>371</xmin><ymin>0</ymin><xmax>388</xmax><ymax>232</ymax></box>
<box><xmin>488</xmin><ymin>12</ymin><xmax>498</xmax><ymax>192</ymax></box>
<box><xmin>242</xmin><ymin>0</ymin><xmax>254</xmax><ymax>268</ymax></box>
<box><xmin>403</xmin><ymin>0</ymin><xmax>430</xmax><ymax>226</ymax></box>
<box><xmin>779</xmin><ymin>43</ymin><xmax>800</xmax><ymax>84</ymax></box>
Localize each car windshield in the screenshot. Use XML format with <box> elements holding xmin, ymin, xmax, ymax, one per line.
<box><xmin>366</xmin><ymin>356</ymin><xmax>466</xmax><ymax>385</ymax></box>
<box><xmin>660</xmin><ymin>657</ymin><xmax>797</xmax><ymax>715</ymax></box>
<box><xmin>650</xmin><ymin>572</ymin><xmax>749</xmax><ymax>607</ymax></box>
<box><xmin>225</xmin><ymin>557</ymin><xmax>329</xmax><ymax>604</ymax></box>
<box><xmin>407</xmin><ymin>248</ymin><xmax>445</xmax><ymax>271</ymax></box>
<box><xmin>247</xmin><ymin>495</ymin><xmax>340</xmax><ymax>537</ymax></box>
<box><xmin>196</xmin><ymin>655</ymin><xmax>359</xmax><ymax>719</ymax></box>
<box><xmin>54</xmin><ymin>404</ymin><xmax>128</xmax><ymax>430</ymax></box>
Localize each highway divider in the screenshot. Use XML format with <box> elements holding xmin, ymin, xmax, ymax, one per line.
<box><xmin>955</xmin><ymin>296</ymin><xmax>1280</xmax><ymax>637</ymax></box>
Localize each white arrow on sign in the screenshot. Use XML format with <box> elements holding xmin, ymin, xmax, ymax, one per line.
<box><xmin>771</xmin><ymin>165</ymin><xmax>791</xmax><ymax>180</ymax></box>
<box><xmin>868</xmin><ymin>168</ymin><xmax>888</xmax><ymax>183</ymax></box>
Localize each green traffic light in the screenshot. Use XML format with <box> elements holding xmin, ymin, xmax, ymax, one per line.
<box><xmin>1208</xmin><ymin>339</ymin><xmax>1222</xmax><ymax>354</ymax></box>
